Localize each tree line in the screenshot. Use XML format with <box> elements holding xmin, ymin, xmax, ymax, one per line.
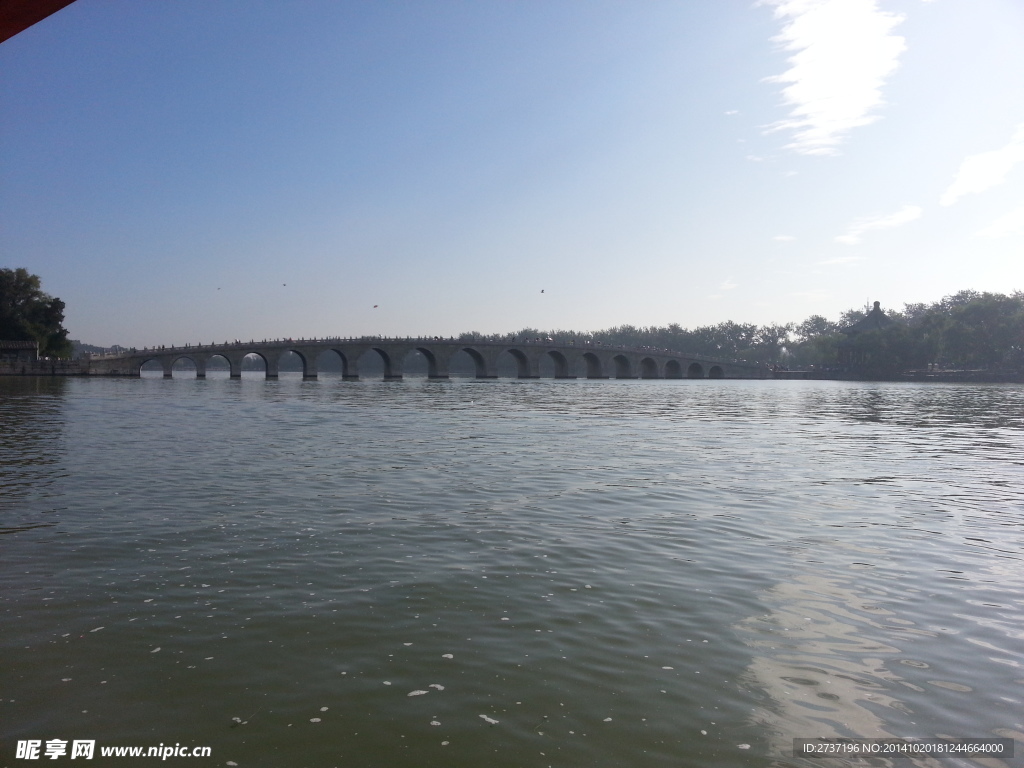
<box><xmin>459</xmin><ymin>290</ymin><xmax>1024</xmax><ymax>374</ymax></box>
<box><xmin>809</xmin><ymin>290</ymin><xmax>1024</xmax><ymax>375</ymax></box>
<box><xmin>0</xmin><ymin>268</ymin><xmax>72</xmax><ymax>358</ymax></box>
<box><xmin>4</xmin><ymin>268</ymin><xmax>1020</xmax><ymax>374</ymax></box>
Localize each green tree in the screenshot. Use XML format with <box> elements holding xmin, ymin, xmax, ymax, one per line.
<box><xmin>795</xmin><ymin>315</ymin><xmax>838</xmax><ymax>340</ymax></box>
<box><xmin>754</xmin><ymin>322</ymin><xmax>794</xmax><ymax>361</ymax></box>
<box><xmin>461</xmin><ymin>289</ymin><xmax>1023</xmax><ymax>373</ymax></box>
<box><xmin>848</xmin><ymin>324</ymin><xmax>922</xmax><ymax>377</ymax></box>
<box><xmin>940</xmin><ymin>292</ymin><xmax>1024</xmax><ymax>368</ymax></box>
<box><xmin>787</xmin><ymin>333</ymin><xmax>842</xmax><ymax>368</ymax></box>
<box><xmin>0</xmin><ymin>268</ymin><xmax>73</xmax><ymax>358</ymax></box>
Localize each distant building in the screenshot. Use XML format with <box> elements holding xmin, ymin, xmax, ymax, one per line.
<box><xmin>0</xmin><ymin>340</ymin><xmax>39</xmax><ymax>362</ymax></box>
<box><xmin>837</xmin><ymin>301</ymin><xmax>893</xmax><ymax>369</ymax></box>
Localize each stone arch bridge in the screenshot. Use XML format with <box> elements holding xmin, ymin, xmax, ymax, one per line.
<box><xmin>86</xmin><ymin>337</ymin><xmax>767</xmax><ymax>380</ymax></box>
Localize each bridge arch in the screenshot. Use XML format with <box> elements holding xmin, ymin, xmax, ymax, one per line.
<box><xmin>612</xmin><ymin>355</ymin><xmax>633</xmax><ymax>379</ymax></box>
<box><xmin>709</xmin><ymin>365</ymin><xmax>724</xmax><ymax>379</ymax></box>
<box><xmin>640</xmin><ymin>357</ymin><xmax>659</xmax><ymax>379</ymax></box>
<box><xmin>687</xmin><ymin>362</ymin><xmax>704</xmax><ymax>379</ymax></box>
<box><xmin>286</xmin><ymin>349</ymin><xmax>315</xmax><ymax>379</ymax></box>
<box><xmin>546</xmin><ymin>350</ymin><xmax>572</xmax><ymax>379</ymax></box>
<box><xmin>497</xmin><ymin>348</ymin><xmax>533</xmax><ymax>378</ymax></box>
<box><xmin>665</xmin><ymin>360</ymin><xmax>682</xmax><ymax>379</ymax></box>
<box><xmin>396</xmin><ymin>347</ymin><xmax>449</xmax><ymax>379</ymax></box>
<box><xmin>169</xmin><ymin>355</ymin><xmax>199</xmax><ymax>378</ymax></box>
<box><xmin>417</xmin><ymin>347</ymin><xmax>443</xmax><ymax>378</ymax></box>
<box><xmin>200</xmin><ymin>353</ymin><xmax>231</xmax><ymax>378</ymax></box>
<box><xmin>398</xmin><ymin>347</ymin><xmax>431</xmax><ymax>378</ymax></box>
<box><xmin>242</xmin><ymin>352</ymin><xmax>269</xmax><ymax>378</ymax></box>
<box><xmin>582</xmin><ymin>352</ymin><xmax>604</xmax><ymax>379</ymax></box>
<box><xmin>459</xmin><ymin>347</ymin><xmax>494</xmax><ymax>379</ymax></box>
<box><xmin>313</xmin><ymin>348</ymin><xmax>355</xmax><ymax>378</ymax></box>
<box><xmin>356</xmin><ymin>347</ymin><xmax>401</xmax><ymax>380</ymax></box>
<box><xmin>139</xmin><ymin>358</ymin><xmax>166</xmax><ymax>378</ymax></box>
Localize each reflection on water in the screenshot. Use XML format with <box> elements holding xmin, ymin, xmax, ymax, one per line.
<box><xmin>0</xmin><ymin>377</ymin><xmax>67</xmax><ymax>533</ymax></box>
<box><xmin>742</xmin><ymin>575</ymin><xmax>906</xmax><ymax>744</ymax></box>
<box><xmin>741</xmin><ymin>570</ymin><xmax>1023</xmax><ymax>768</ymax></box>
<box><xmin>0</xmin><ymin>377</ymin><xmax>1022</xmax><ymax>767</ymax></box>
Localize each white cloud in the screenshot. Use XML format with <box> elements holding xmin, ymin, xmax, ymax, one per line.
<box><xmin>789</xmin><ymin>289</ymin><xmax>832</xmax><ymax>300</ymax></box>
<box><xmin>835</xmin><ymin>204</ymin><xmax>922</xmax><ymax>244</ymax></box>
<box><xmin>725</xmin><ymin>110</ymin><xmax>739</xmax><ymax>115</ymax></box>
<box><xmin>720</xmin><ymin>278</ymin><xmax>739</xmax><ymax>290</ymax></box>
<box><xmin>773</xmin><ymin>234</ymin><xmax>796</xmax><ymax>241</ymax></box>
<box><xmin>975</xmin><ymin>201</ymin><xmax>1024</xmax><ymax>239</ymax></box>
<box><xmin>940</xmin><ymin>124</ymin><xmax>1024</xmax><ymax>206</ymax></box>
<box><xmin>762</xmin><ymin>0</ymin><xmax>906</xmax><ymax>155</ymax></box>
<box><xmin>817</xmin><ymin>255</ymin><xmax>863</xmax><ymax>264</ymax></box>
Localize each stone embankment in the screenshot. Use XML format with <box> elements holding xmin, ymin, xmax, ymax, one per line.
<box><xmin>0</xmin><ymin>360</ymin><xmax>86</xmax><ymax>376</ymax></box>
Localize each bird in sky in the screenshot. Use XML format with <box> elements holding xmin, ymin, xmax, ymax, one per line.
<box><xmin>541</xmin><ymin>289</ymin><xmax>545</xmax><ymax>293</ymax></box>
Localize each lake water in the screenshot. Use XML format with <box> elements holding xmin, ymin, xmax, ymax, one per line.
<box><xmin>2</xmin><ymin>375</ymin><xmax>1022</xmax><ymax>768</ymax></box>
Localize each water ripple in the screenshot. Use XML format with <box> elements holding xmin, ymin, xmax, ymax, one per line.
<box><xmin>1</xmin><ymin>377</ymin><xmax>1021</xmax><ymax>767</ymax></box>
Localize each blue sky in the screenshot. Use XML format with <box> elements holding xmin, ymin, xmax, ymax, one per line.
<box><xmin>2</xmin><ymin>0</ymin><xmax>1023</xmax><ymax>346</ymax></box>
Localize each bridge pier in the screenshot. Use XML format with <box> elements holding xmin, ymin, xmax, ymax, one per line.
<box><xmin>291</xmin><ymin>347</ymin><xmax>321</xmax><ymax>379</ymax></box>
<box><xmin>422</xmin><ymin>348</ymin><xmax>450</xmax><ymax>379</ymax></box>
<box><xmin>471</xmin><ymin>348</ymin><xmax>501</xmax><ymax>379</ymax></box>
<box><xmin>264</xmin><ymin>352</ymin><xmax>280</xmax><ymax>379</ymax></box>
<box><xmin>382</xmin><ymin>355</ymin><xmax>403</xmax><ymax>380</ymax></box>
<box><xmin>328</xmin><ymin>350</ymin><xmax>358</xmax><ymax>380</ymax></box>
<box><xmin>512</xmin><ymin>349</ymin><xmax>540</xmax><ymax>378</ymax></box>
<box><xmin>223</xmin><ymin>353</ymin><xmax>245</xmax><ymax>379</ymax></box>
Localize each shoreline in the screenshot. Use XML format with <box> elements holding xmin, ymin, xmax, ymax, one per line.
<box><xmin>771</xmin><ymin>369</ymin><xmax>1024</xmax><ymax>384</ymax></box>
<box><xmin>3</xmin><ymin>364</ymin><xmax>1022</xmax><ymax>384</ymax></box>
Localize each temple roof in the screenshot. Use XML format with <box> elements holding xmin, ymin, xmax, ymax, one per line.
<box><xmin>842</xmin><ymin>301</ymin><xmax>894</xmax><ymax>335</ymax></box>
